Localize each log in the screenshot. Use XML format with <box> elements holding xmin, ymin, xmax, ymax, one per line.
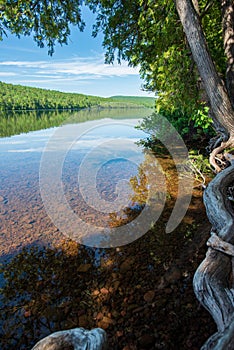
<box><xmin>193</xmin><ymin>164</ymin><xmax>234</xmax><ymax>349</ymax></box>
<box><xmin>31</xmin><ymin>328</ymin><xmax>108</xmax><ymax>350</ymax></box>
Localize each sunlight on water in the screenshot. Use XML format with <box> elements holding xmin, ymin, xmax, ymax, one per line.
<box><xmin>0</xmin><ymin>108</ymin><xmax>151</xmax><ymax>259</ymax></box>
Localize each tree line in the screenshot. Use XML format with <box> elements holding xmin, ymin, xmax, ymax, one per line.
<box><xmin>0</xmin><ymin>81</ymin><xmax>108</xmax><ymax>111</ymax></box>
<box><xmin>0</xmin><ymin>81</ymin><xmax>155</xmax><ymax>111</ymax></box>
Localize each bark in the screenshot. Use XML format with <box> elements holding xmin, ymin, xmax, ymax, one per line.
<box><xmin>31</xmin><ymin>328</ymin><xmax>108</xmax><ymax>350</ymax></box>
<box><xmin>221</xmin><ymin>0</ymin><xmax>234</xmax><ymax>107</ymax></box>
<box><xmin>191</xmin><ymin>0</ymin><xmax>200</xmax><ymax>15</ymax></box>
<box><xmin>193</xmin><ymin>165</ymin><xmax>234</xmax><ymax>349</ymax></box>
<box><xmin>175</xmin><ymin>0</ymin><xmax>234</xmax><ymax>348</ymax></box>
<box><xmin>175</xmin><ymin>0</ymin><xmax>234</xmax><ymax>139</ymax></box>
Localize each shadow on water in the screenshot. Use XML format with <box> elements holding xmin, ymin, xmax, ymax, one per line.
<box><xmin>0</xmin><ymin>109</ymin><xmax>217</xmax><ymax>349</ymax></box>
<box><xmin>0</xmin><ymin>183</ymin><xmax>216</xmax><ymax>350</ymax></box>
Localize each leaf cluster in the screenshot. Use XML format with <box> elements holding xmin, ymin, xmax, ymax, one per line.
<box><xmin>86</xmin><ymin>0</ymin><xmax>226</xmax><ymax>117</ymax></box>
<box><xmin>136</xmin><ymin>110</ymin><xmax>215</xmax><ymax>162</ymax></box>
<box><xmin>0</xmin><ymin>0</ymin><xmax>84</xmax><ymax>55</ymax></box>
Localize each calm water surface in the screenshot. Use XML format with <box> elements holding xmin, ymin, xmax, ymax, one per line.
<box><xmin>0</xmin><ymin>108</ymin><xmax>151</xmax><ymax>261</ymax></box>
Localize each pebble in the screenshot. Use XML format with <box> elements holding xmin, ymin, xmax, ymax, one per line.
<box><xmin>119</xmin><ymin>257</ymin><xmax>135</xmax><ymax>273</ymax></box>
<box><xmin>164</xmin><ymin>265</ymin><xmax>182</xmax><ymax>284</ymax></box>
<box><xmin>164</xmin><ymin>288</ymin><xmax>172</xmax><ymax>294</ymax></box>
<box><xmin>78</xmin><ymin>314</ymin><xmax>88</xmax><ymax>327</ymax></box>
<box><xmin>138</xmin><ymin>334</ymin><xmax>155</xmax><ymax>348</ymax></box>
<box><xmin>92</xmin><ymin>290</ymin><xmax>100</xmax><ymax>296</ymax></box>
<box><xmin>113</xmin><ymin>280</ymin><xmax>120</xmax><ymax>290</ymax></box>
<box><xmin>77</xmin><ymin>264</ymin><xmax>92</xmax><ymax>273</ymax></box>
<box><xmin>144</xmin><ymin>290</ymin><xmax>155</xmax><ymax>303</ymax></box>
<box><xmin>100</xmin><ymin>287</ymin><xmax>109</xmax><ymax>295</ymax></box>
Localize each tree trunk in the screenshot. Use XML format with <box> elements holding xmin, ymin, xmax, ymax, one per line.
<box><xmin>175</xmin><ymin>0</ymin><xmax>234</xmax><ymax>348</ymax></box>
<box><xmin>176</xmin><ymin>0</ymin><xmax>234</xmax><ymax>137</ymax></box>
<box><xmin>221</xmin><ymin>0</ymin><xmax>234</xmax><ymax>108</ymax></box>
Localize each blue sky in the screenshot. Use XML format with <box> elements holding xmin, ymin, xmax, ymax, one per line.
<box><xmin>0</xmin><ymin>8</ymin><xmax>155</xmax><ymax>98</ymax></box>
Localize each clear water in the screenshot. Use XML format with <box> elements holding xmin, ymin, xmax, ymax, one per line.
<box><xmin>0</xmin><ymin>108</ymin><xmax>151</xmax><ymax>261</ymax></box>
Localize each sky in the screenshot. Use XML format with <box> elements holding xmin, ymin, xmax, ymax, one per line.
<box><xmin>0</xmin><ymin>7</ymin><xmax>155</xmax><ymax>98</ymax></box>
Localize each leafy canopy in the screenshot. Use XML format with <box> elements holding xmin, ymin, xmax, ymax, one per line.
<box><xmin>87</xmin><ymin>0</ymin><xmax>226</xmax><ymax>114</ymax></box>
<box><xmin>0</xmin><ymin>0</ymin><xmax>84</xmax><ymax>55</ymax></box>
<box><xmin>0</xmin><ymin>0</ymin><xmax>226</xmax><ymax>117</ymax></box>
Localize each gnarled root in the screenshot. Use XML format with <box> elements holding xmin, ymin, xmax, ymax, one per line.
<box><xmin>193</xmin><ymin>164</ymin><xmax>234</xmax><ymax>349</ymax></box>
<box><xmin>201</xmin><ymin>317</ymin><xmax>234</xmax><ymax>350</ymax></box>
<box><xmin>207</xmin><ymin>232</ymin><xmax>234</xmax><ymax>256</ymax></box>
<box><xmin>209</xmin><ymin>140</ymin><xmax>232</xmax><ymax>172</ymax></box>
<box><xmin>31</xmin><ymin>328</ymin><xmax>108</xmax><ymax>350</ymax></box>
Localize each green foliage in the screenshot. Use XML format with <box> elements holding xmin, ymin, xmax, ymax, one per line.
<box><xmin>137</xmin><ymin>109</ymin><xmax>214</xmax><ymax>150</ymax></box>
<box><xmin>199</xmin><ymin>0</ymin><xmax>226</xmax><ymax>76</ymax></box>
<box><xmin>0</xmin><ymin>81</ymin><xmax>154</xmax><ymax>113</ymax></box>
<box><xmin>0</xmin><ymin>81</ymin><xmax>108</xmax><ymax>111</ymax></box>
<box><xmin>0</xmin><ymin>0</ymin><xmax>84</xmax><ymax>55</ymax></box>
<box><xmin>137</xmin><ymin>112</ymin><xmax>213</xmax><ymax>186</ymax></box>
<box><xmin>86</xmin><ymin>1</ymin><xmax>194</xmax><ymax>111</ymax></box>
<box><xmin>188</xmin><ymin>150</ymin><xmax>212</xmax><ymax>175</ymax></box>
<box><xmin>110</xmin><ymin>95</ymin><xmax>155</xmax><ymax>108</ymax></box>
<box><xmin>86</xmin><ymin>0</ymin><xmax>226</xmax><ymax>124</ymax></box>
<box><xmin>155</xmin><ymin>108</ymin><xmax>193</xmax><ymax>137</ymax></box>
<box><xmin>184</xmin><ymin>150</ymin><xmax>214</xmax><ymax>187</ymax></box>
<box><xmin>190</xmin><ymin>105</ymin><xmax>213</xmax><ymax>132</ymax></box>
<box><xmin>0</xmin><ymin>1</ymin><xmax>227</xmax><ymax>134</ymax></box>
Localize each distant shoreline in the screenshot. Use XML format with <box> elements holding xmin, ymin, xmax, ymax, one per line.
<box><xmin>0</xmin><ymin>81</ymin><xmax>156</xmax><ymax>112</ymax></box>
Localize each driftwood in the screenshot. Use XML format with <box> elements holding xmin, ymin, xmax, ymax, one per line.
<box><xmin>31</xmin><ymin>328</ymin><xmax>107</xmax><ymax>350</ymax></box>
<box><xmin>193</xmin><ymin>164</ymin><xmax>234</xmax><ymax>349</ymax></box>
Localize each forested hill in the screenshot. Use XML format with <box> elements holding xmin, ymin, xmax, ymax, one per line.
<box><xmin>110</xmin><ymin>95</ymin><xmax>156</xmax><ymax>108</ymax></box>
<box><xmin>0</xmin><ymin>81</ymin><xmax>108</xmax><ymax>111</ymax></box>
<box><xmin>0</xmin><ymin>81</ymin><xmax>155</xmax><ymax>111</ymax></box>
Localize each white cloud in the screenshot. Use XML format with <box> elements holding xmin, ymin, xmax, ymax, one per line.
<box><xmin>0</xmin><ymin>72</ymin><xmax>17</xmax><ymax>76</ymax></box>
<box><xmin>0</xmin><ymin>56</ymin><xmax>139</xmax><ymax>79</ymax></box>
<box><xmin>0</xmin><ymin>53</ymin><xmax>155</xmax><ymax>97</ymax></box>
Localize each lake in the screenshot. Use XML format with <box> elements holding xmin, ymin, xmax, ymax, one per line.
<box><xmin>0</xmin><ymin>107</ymin><xmax>155</xmax><ymax>262</ymax></box>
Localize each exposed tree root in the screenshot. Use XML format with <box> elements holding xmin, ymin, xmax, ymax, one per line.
<box><xmin>201</xmin><ymin>318</ymin><xmax>234</xmax><ymax>350</ymax></box>
<box><xmin>207</xmin><ymin>232</ymin><xmax>234</xmax><ymax>257</ymax></box>
<box><xmin>193</xmin><ymin>164</ymin><xmax>234</xmax><ymax>349</ymax></box>
<box><xmin>31</xmin><ymin>328</ymin><xmax>108</xmax><ymax>350</ymax></box>
<box><xmin>209</xmin><ymin>139</ymin><xmax>233</xmax><ymax>172</ymax></box>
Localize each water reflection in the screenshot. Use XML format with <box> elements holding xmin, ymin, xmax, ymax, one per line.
<box><xmin>0</xmin><ymin>108</ymin><xmax>153</xmax><ymax>259</ymax></box>
<box><xmin>0</xmin><ymin>107</ymin><xmax>150</xmax><ymax>137</ymax></box>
